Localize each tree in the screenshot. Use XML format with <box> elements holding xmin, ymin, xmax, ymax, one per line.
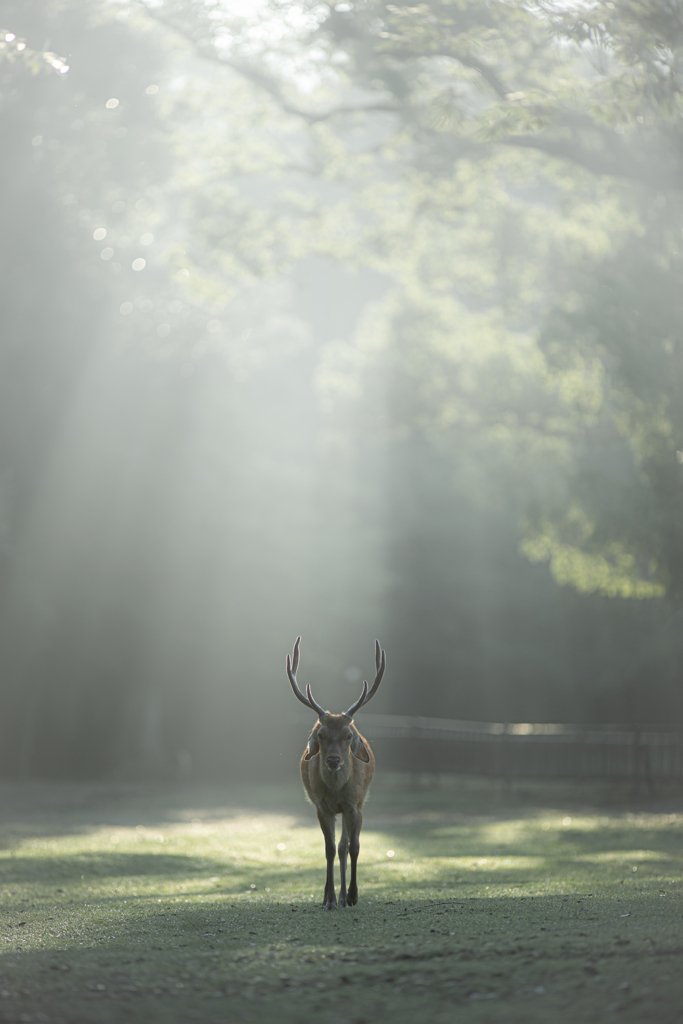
<box><xmin>205</xmin><ymin>0</ymin><xmax>683</xmax><ymax>604</ymax></box>
<box><xmin>143</xmin><ymin>0</ymin><xmax>683</xmax><ymax>717</ymax></box>
<box><xmin>326</xmin><ymin>0</ymin><xmax>683</xmax><ymax>603</ymax></box>
<box><xmin>0</xmin><ymin>0</ymin><xmax>395</xmax><ymax>778</ymax></box>
<box><xmin>3</xmin><ymin>0</ymin><xmax>682</xmax><ymax>786</ymax></box>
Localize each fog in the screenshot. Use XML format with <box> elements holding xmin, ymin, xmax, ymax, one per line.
<box><xmin>1</xmin><ymin>0</ymin><xmax>682</xmax><ymax>782</ymax></box>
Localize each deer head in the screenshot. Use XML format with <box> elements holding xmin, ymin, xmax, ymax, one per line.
<box><xmin>286</xmin><ymin>636</ymin><xmax>386</xmax><ymax>774</ymax></box>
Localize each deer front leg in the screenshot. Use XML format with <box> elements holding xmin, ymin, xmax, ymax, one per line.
<box><xmin>338</xmin><ymin>817</ymin><xmax>349</xmax><ymax>907</ymax></box>
<box><xmin>316</xmin><ymin>808</ymin><xmax>337</xmax><ymax>910</ymax></box>
<box><xmin>341</xmin><ymin>807</ymin><xmax>362</xmax><ymax>907</ymax></box>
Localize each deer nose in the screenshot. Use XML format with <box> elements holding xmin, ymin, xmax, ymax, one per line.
<box><xmin>326</xmin><ymin>755</ymin><xmax>340</xmax><ymax>767</ymax></box>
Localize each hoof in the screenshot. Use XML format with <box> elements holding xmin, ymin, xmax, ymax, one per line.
<box><xmin>346</xmin><ymin>890</ymin><xmax>358</xmax><ymax>907</ymax></box>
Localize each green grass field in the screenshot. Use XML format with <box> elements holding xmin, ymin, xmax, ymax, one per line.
<box><xmin>0</xmin><ymin>775</ymin><xmax>681</xmax><ymax>1024</ymax></box>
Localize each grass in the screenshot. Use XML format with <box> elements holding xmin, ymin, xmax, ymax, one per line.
<box><xmin>0</xmin><ymin>774</ymin><xmax>681</xmax><ymax>1023</ymax></box>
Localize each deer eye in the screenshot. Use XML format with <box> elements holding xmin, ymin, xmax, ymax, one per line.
<box><xmin>317</xmin><ymin>731</ymin><xmax>327</xmax><ymax>742</ymax></box>
<box><xmin>343</xmin><ymin>732</ymin><xmax>352</xmax><ymax>741</ymax></box>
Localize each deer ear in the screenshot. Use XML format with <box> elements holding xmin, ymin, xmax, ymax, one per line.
<box><xmin>350</xmin><ymin>729</ymin><xmax>370</xmax><ymax>763</ymax></box>
<box><xmin>304</xmin><ymin>734</ymin><xmax>319</xmax><ymax>761</ymax></box>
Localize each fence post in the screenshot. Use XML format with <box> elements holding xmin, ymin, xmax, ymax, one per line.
<box><xmin>498</xmin><ymin>724</ymin><xmax>512</xmax><ymax>794</ymax></box>
<box><xmin>631</xmin><ymin>730</ymin><xmax>654</xmax><ymax>799</ymax></box>
<box><xmin>644</xmin><ymin>734</ymin><xmax>655</xmax><ymax>799</ymax></box>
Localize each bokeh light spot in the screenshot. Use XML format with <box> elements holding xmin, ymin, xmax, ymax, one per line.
<box><xmin>132</xmin><ymin>258</ymin><xmax>146</xmax><ymax>271</ymax></box>
<box><xmin>119</xmin><ymin>302</ymin><xmax>133</xmax><ymax>315</ymax></box>
<box><xmin>100</xmin><ymin>248</ymin><xmax>114</xmax><ymax>261</ymax></box>
<box><xmin>93</xmin><ymin>228</ymin><xmax>107</xmax><ymax>241</ymax></box>
<box><xmin>140</xmin><ymin>233</ymin><xmax>154</xmax><ymax>245</ymax></box>
<box><xmin>105</xmin><ymin>98</ymin><xmax>119</xmax><ymax>109</ymax></box>
<box><xmin>146</xmin><ymin>85</ymin><xmax>159</xmax><ymax>95</ymax></box>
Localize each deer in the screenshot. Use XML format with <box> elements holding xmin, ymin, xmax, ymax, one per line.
<box><xmin>286</xmin><ymin>636</ymin><xmax>386</xmax><ymax>910</ymax></box>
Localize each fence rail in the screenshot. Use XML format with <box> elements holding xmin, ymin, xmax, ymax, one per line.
<box><xmin>290</xmin><ymin>712</ymin><xmax>683</xmax><ymax>787</ymax></box>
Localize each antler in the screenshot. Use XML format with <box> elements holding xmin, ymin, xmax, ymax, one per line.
<box><xmin>286</xmin><ymin>636</ymin><xmax>327</xmax><ymax>717</ymax></box>
<box><xmin>344</xmin><ymin>639</ymin><xmax>386</xmax><ymax>718</ymax></box>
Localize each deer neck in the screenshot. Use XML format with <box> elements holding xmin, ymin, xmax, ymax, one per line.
<box><xmin>321</xmin><ymin>759</ymin><xmax>351</xmax><ymax>790</ymax></box>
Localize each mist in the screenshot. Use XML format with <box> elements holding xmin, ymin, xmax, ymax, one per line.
<box><xmin>1</xmin><ymin>0</ymin><xmax>682</xmax><ymax>783</ymax></box>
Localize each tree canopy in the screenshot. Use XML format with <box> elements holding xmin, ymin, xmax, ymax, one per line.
<box><xmin>1</xmin><ymin>0</ymin><xmax>682</xmax><ymax>779</ymax></box>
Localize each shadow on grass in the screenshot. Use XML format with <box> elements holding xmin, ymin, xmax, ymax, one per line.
<box><xmin>1</xmin><ymin>845</ymin><xmax>682</xmax><ymax>1024</ymax></box>
<box><xmin>0</xmin><ymin>852</ymin><xmax>211</xmax><ymax>885</ymax></box>
<box><xmin>377</xmin><ymin>817</ymin><xmax>683</xmax><ymax>862</ymax></box>
<box><xmin>0</xmin><ymin>843</ymin><xmax>680</xmax><ymax>899</ymax></box>
<box><xmin>0</xmin><ymin>781</ymin><xmax>681</xmax><ymax>899</ymax></box>
<box><xmin>0</xmin><ymin>780</ymin><xmax>316</xmax><ymax>852</ymax></box>
<box><xmin>144</xmin><ymin>889</ymin><xmax>683</xmax><ymax>955</ymax></box>
<box><xmin>0</xmin><ymin>849</ymin><xmax>364</xmax><ymax>896</ymax></box>
<box><xmin>2</xmin><ymin>889</ymin><xmax>679</xmax><ymax>965</ymax></box>
<box><xmin>0</xmin><ymin>776</ymin><xmax>680</xmax><ymax>845</ymax></box>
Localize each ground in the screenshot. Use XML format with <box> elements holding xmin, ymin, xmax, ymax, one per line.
<box><xmin>0</xmin><ymin>774</ymin><xmax>681</xmax><ymax>1023</ymax></box>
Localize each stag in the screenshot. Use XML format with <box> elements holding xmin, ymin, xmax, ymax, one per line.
<box><xmin>286</xmin><ymin>636</ymin><xmax>386</xmax><ymax>910</ymax></box>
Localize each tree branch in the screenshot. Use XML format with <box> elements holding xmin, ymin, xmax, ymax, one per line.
<box><xmin>435</xmin><ymin>49</ymin><xmax>510</xmax><ymax>100</ymax></box>
<box><xmin>500</xmin><ymin>129</ymin><xmax>681</xmax><ymax>191</ymax></box>
<box><xmin>139</xmin><ymin>4</ymin><xmax>398</xmax><ymax>126</ymax></box>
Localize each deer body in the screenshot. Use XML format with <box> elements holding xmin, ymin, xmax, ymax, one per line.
<box><xmin>286</xmin><ymin>638</ymin><xmax>386</xmax><ymax>910</ymax></box>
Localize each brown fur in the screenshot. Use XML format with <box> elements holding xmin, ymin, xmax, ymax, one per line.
<box><xmin>300</xmin><ymin>713</ymin><xmax>375</xmax><ymax>909</ymax></box>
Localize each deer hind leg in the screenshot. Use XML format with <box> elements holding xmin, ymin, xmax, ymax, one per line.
<box><xmin>341</xmin><ymin>806</ymin><xmax>362</xmax><ymax>907</ymax></box>
<box><xmin>338</xmin><ymin>817</ymin><xmax>349</xmax><ymax>907</ymax></box>
<box><xmin>316</xmin><ymin>808</ymin><xmax>337</xmax><ymax>910</ymax></box>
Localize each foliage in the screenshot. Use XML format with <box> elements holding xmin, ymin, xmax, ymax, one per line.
<box><xmin>2</xmin><ymin>0</ymin><xmax>683</xmax><ymax>781</ymax></box>
<box><xmin>0</xmin><ymin>0</ymin><xmax>395</xmax><ymax>779</ymax></box>
<box><xmin>128</xmin><ymin>0</ymin><xmax>683</xmax><ymax>606</ymax></box>
<box><xmin>536</xmin><ymin>226</ymin><xmax>683</xmax><ymax>599</ymax></box>
<box><xmin>280</xmin><ymin>0</ymin><xmax>683</xmax><ymax>603</ymax></box>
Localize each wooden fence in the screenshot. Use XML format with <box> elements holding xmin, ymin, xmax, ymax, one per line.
<box><xmin>292</xmin><ymin>713</ymin><xmax>683</xmax><ymax>788</ymax></box>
